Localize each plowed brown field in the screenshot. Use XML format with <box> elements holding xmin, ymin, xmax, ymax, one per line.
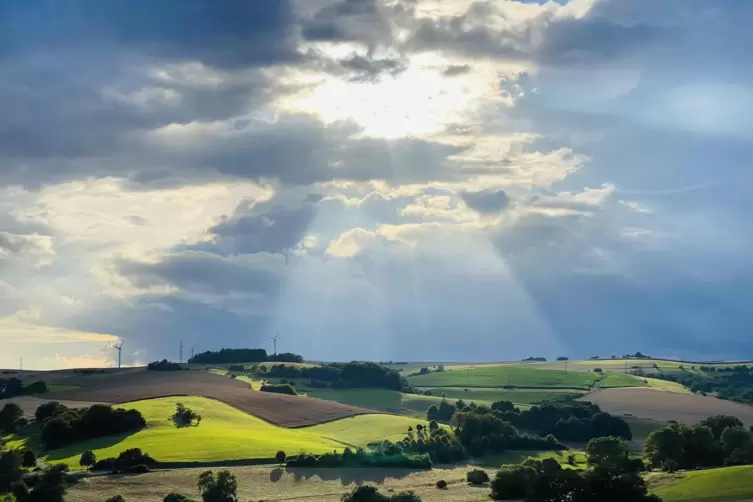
<box><xmin>46</xmin><ymin>369</ymin><xmax>375</xmax><ymax>427</ymax></box>
<box><xmin>581</xmin><ymin>387</ymin><xmax>753</xmax><ymax>426</ymax></box>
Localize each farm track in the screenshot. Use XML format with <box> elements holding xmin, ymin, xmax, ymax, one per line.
<box><xmin>45</xmin><ymin>369</ymin><xmax>377</xmax><ymax>427</ymax></box>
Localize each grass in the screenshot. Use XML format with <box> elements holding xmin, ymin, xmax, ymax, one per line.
<box><xmin>303</xmin><ymin>388</ymin><xmax>447</xmax><ymax>417</ymax></box>
<box><xmin>406</xmin><ymin>365</ymin><xmax>599</xmax><ymax>390</ymax></box>
<box><xmin>416</xmin><ymin>387</ymin><xmax>584</xmax><ymax>406</ymax></box>
<box><xmin>207</xmin><ymin>368</ymin><xmax>261</xmax><ymax>389</ymax></box>
<box><xmin>46</xmin><ymin>384</ymin><xmax>82</xmax><ymax>392</ymax></box>
<box><xmin>652</xmin><ymin>465</ymin><xmax>753</xmax><ymax>501</ymax></box>
<box><xmin>306</xmin><ymin>414</ymin><xmax>430</xmax><ymax>446</ymax></box>
<box><xmin>472</xmin><ymin>450</ymin><xmax>587</xmax><ymax>470</ymax></box>
<box><xmin>598</xmin><ymin>372</ymin><xmax>647</xmax><ymax>388</ymax></box>
<box><xmin>43</xmin><ymin>397</ymin><xmax>345</xmax><ymax>467</ymax></box>
<box><xmin>643</xmin><ymin>377</ymin><xmax>691</xmax><ymax>394</ymax></box>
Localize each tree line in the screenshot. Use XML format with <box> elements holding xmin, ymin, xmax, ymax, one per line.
<box><xmin>188</xmin><ymin>348</ymin><xmax>303</xmax><ymax>364</ymax></box>
<box><xmin>427</xmin><ymin>398</ymin><xmax>631</xmax><ymax>443</ymax></box>
<box><xmin>0</xmin><ymin>378</ymin><xmax>47</xmax><ymax>399</ymax></box>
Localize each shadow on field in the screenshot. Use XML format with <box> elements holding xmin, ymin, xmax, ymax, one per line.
<box><xmin>283</xmin><ymin>467</ymin><xmax>413</xmax><ymax>486</ymax></box>
<box><xmin>44</xmin><ymin>432</ymin><xmax>135</xmax><ymax>462</ymax></box>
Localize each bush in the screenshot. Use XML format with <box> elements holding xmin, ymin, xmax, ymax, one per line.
<box><xmin>80</xmin><ymin>450</ymin><xmax>96</xmax><ymax>469</ymax></box>
<box><xmin>164</xmin><ymin>494</ymin><xmax>193</xmax><ymax>502</ymax></box>
<box><xmin>593</xmin><ymin>368</ymin><xmax>603</xmax><ymax>373</ymax></box>
<box><xmin>466</xmin><ymin>469</ymin><xmax>490</xmax><ymax>485</ymax></box>
<box><xmin>22</xmin><ymin>450</ymin><xmax>36</xmax><ymax>468</ymax></box>
<box><xmin>172</xmin><ymin>403</ymin><xmax>201</xmax><ymax>427</ymax></box>
<box><xmin>198</xmin><ymin>470</ymin><xmax>237</xmax><ymax>502</ymax></box>
<box><xmin>0</xmin><ymin>402</ymin><xmax>23</xmax><ymax>433</ymax></box>
<box><xmin>106</xmin><ymin>496</ymin><xmax>125</xmax><ymax>502</ymax></box>
<box><xmin>490</xmin><ymin>465</ymin><xmax>537</xmax><ymax>500</ymax></box>
<box><xmin>275</xmin><ymin>451</ymin><xmax>286</xmax><ymax>463</ymax></box>
<box><xmin>436</xmin><ymin>480</ymin><xmax>447</xmax><ymax>489</ymax></box>
<box><xmin>34</xmin><ymin>401</ymin><xmax>68</xmax><ymax>424</ymax></box>
<box><xmin>147</xmin><ymin>360</ymin><xmax>183</xmax><ymax>371</ymax></box>
<box><xmin>260</xmin><ymin>383</ymin><xmax>297</xmax><ymax>396</ymax></box>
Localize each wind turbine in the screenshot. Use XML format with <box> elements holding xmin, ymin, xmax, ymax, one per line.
<box><xmin>113</xmin><ymin>341</ymin><xmax>124</xmax><ymax>369</ymax></box>
<box><xmin>270</xmin><ymin>333</ymin><xmax>279</xmax><ymax>356</ymax></box>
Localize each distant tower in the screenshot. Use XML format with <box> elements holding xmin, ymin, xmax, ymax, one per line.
<box><xmin>19</xmin><ymin>357</ymin><xmax>23</xmax><ymax>371</ymax></box>
<box><xmin>113</xmin><ymin>342</ymin><xmax>124</xmax><ymax>369</ymax></box>
<box><xmin>191</xmin><ymin>346</ymin><xmax>195</xmax><ymax>361</ymax></box>
<box><xmin>270</xmin><ymin>333</ymin><xmax>279</xmax><ymax>356</ymax></box>
<box><xmin>180</xmin><ymin>341</ymin><xmax>183</xmax><ymax>364</ymax></box>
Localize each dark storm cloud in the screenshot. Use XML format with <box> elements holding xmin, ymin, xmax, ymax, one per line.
<box><xmin>0</xmin><ymin>0</ymin><xmax>300</xmax><ymax>69</ymax></box>
<box><xmin>115</xmin><ymin>251</ymin><xmax>283</xmax><ymax>297</ymax></box>
<box><xmin>301</xmin><ymin>0</ymin><xmax>395</xmax><ymax>45</ymax></box>
<box><xmin>460</xmin><ymin>189</ymin><xmax>510</xmax><ymax>213</ymax></box>
<box><xmin>406</xmin><ymin>3</ymin><xmax>655</xmax><ymax>65</ymax></box>
<box><xmin>338</xmin><ymin>54</ymin><xmax>407</xmax><ymax>82</ymax></box>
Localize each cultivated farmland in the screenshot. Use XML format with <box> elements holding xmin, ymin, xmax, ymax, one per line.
<box><xmin>581</xmin><ymin>387</ymin><xmax>753</xmax><ymax>426</ymax></box>
<box><xmin>47</xmin><ymin>369</ymin><xmax>375</xmax><ymax>427</ymax></box>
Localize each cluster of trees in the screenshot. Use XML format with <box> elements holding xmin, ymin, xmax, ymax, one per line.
<box><xmin>0</xmin><ymin>378</ymin><xmax>47</xmax><ymax>399</ymax></box>
<box><xmin>0</xmin><ymin>445</ymin><xmax>72</xmax><ymax>502</ymax></box>
<box><xmin>171</xmin><ymin>403</ymin><xmax>202</xmax><ymax>427</ymax></box>
<box><xmin>522</xmin><ymin>357</ymin><xmax>547</xmax><ymax>362</ymax></box>
<box><xmin>265</xmin><ymin>362</ymin><xmax>411</xmax><ymax>391</ymax></box>
<box><xmin>83</xmin><ymin>448</ymin><xmax>156</xmax><ymax>473</ymax></box>
<box><xmin>0</xmin><ymin>403</ymin><xmax>26</xmax><ymax>433</ymax></box>
<box><xmin>147</xmin><ymin>360</ymin><xmax>185</xmax><ymax>371</ymax></box>
<box><xmin>341</xmin><ymin>485</ymin><xmax>421</xmax><ymax>502</ymax></box>
<box><xmin>285</xmin><ymin>447</ymin><xmax>432</xmax><ymax>470</ymax></box>
<box><xmin>427</xmin><ymin>398</ymin><xmax>631</xmax><ymax>444</ymax></box>
<box><xmin>453</xmin><ymin>412</ymin><xmax>566</xmax><ymax>457</ymax></box>
<box><xmin>36</xmin><ymin>402</ymin><xmax>146</xmax><ymax>449</ymax></box>
<box><xmin>188</xmin><ymin>348</ymin><xmax>302</xmax><ymax>364</ymax></box>
<box><xmin>490</xmin><ymin>437</ymin><xmax>659</xmax><ymax>501</ymax></box>
<box><xmin>648</xmin><ymin>366</ymin><xmax>753</xmax><ymax>404</ymax></box>
<box><xmin>259</xmin><ymin>383</ymin><xmax>297</xmax><ymax>396</ymax></box>
<box><xmin>644</xmin><ymin>414</ymin><xmax>753</xmax><ymax>471</ymax></box>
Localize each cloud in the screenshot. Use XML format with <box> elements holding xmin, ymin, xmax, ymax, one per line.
<box><xmin>461</xmin><ymin>189</ymin><xmax>510</xmax><ymax>213</ymax></box>
<box><xmin>0</xmin><ymin>232</ymin><xmax>55</xmax><ymax>268</ymax></box>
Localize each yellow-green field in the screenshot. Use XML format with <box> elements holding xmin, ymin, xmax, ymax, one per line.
<box><xmin>207</xmin><ymin>368</ymin><xmax>261</xmax><ymax>389</ymax></box>
<box><xmin>415</xmin><ymin>387</ymin><xmax>583</xmax><ymax>406</ymax></box>
<box><xmin>406</xmin><ymin>365</ymin><xmax>599</xmax><ymax>389</ymax></box>
<box><xmin>598</xmin><ymin>372</ymin><xmax>647</xmax><ymax>388</ymax></box>
<box><xmin>44</xmin><ymin>397</ymin><xmax>345</xmax><ymax>467</ymax></box>
<box><xmin>306</xmin><ymin>414</ymin><xmax>427</xmax><ymax>446</ymax></box>
<box><xmin>651</xmin><ymin>465</ymin><xmax>753</xmax><ymax>501</ymax></box>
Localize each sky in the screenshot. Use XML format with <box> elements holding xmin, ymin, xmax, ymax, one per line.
<box><xmin>2</xmin><ymin>0</ymin><xmax>753</xmax><ymax>369</ymax></box>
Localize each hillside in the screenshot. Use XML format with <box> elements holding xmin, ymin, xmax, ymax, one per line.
<box><xmin>652</xmin><ymin>465</ymin><xmax>753</xmax><ymax>501</ymax></box>
<box><xmin>406</xmin><ymin>365</ymin><xmax>599</xmax><ymax>389</ymax></box>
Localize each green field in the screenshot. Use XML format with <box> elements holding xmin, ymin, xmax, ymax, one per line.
<box><xmin>416</xmin><ymin>387</ymin><xmax>583</xmax><ymax>406</ymax></box>
<box><xmin>652</xmin><ymin>465</ymin><xmax>753</xmax><ymax>501</ymax></box>
<box><xmin>406</xmin><ymin>365</ymin><xmax>599</xmax><ymax>389</ymax></box>
<box><xmin>598</xmin><ymin>372</ymin><xmax>647</xmax><ymax>388</ymax></box>
<box><xmin>643</xmin><ymin>376</ymin><xmax>691</xmax><ymax>394</ymax></box>
<box><xmin>306</xmin><ymin>414</ymin><xmax>429</xmax><ymax>446</ymax></box>
<box><xmin>303</xmin><ymin>388</ymin><xmax>447</xmax><ymax>417</ymax></box>
<box><xmin>44</xmin><ymin>397</ymin><xmax>346</xmax><ymax>467</ymax></box>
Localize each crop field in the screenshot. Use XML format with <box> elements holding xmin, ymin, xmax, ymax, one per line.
<box><xmin>415</xmin><ymin>387</ymin><xmax>583</xmax><ymax>406</ymax></box>
<box><xmin>305</xmin><ymin>414</ymin><xmax>430</xmax><ymax>446</ymax></box>
<box><xmin>598</xmin><ymin>372</ymin><xmax>647</xmax><ymax>388</ymax></box>
<box><xmin>651</xmin><ymin>465</ymin><xmax>753</xmax><ymax>501</ymax></box>
<box><xmin>406</xmin><ymin>365</ymin><xmax>599</xmax><ymax>389</ymax></box>
<box><xmin>581</xmin><ymin>388</ymin><xmax>753</xmax><ymax>426</ymax></box>
<box><xmin>66</xmin><ymin>464</ymin><xmax>491</xmax><ymax>502</ymax></box>
<box><xmin>47</xmin><ymin>369</ymin><xmax>374</xmax><ymax>427</ymax></box>
<box><xmin>45</xmin><ymin>397</ymin><xmax>346</xmax><ymax>467</ymax></box>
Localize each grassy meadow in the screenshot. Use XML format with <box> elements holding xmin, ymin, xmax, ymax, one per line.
<box><xmin>415</xmin><ymin>387</ymin><xmax>584</xmax><ymax>406</ymax></box>
<box><xmin>598</xmin><ymin>372</ymin><xmax>647</xmax><ymax>388</ymax></box>
<box><xmin>651</xmin><ymin>465</ymin><xmax>753</xmax><ymax>501</ymax></box>
<box><xmin>44</xmin><ymin>397</ymin><xmax>346</xmax><ymax>467</ymax></box>
<box><xmin>406</xmin><ymin>365</ymin><xmax>599</xmax><ymax>389</ymax></box>
<box><xmin>306</xmin><ymin>414</ymin><xmax>427</xmax><ymax>446</ymax></box>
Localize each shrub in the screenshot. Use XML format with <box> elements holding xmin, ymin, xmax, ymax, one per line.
<box><xmin>0</xmin><ymin>450</ymin><xmax>23</xmax><ymax>492</ymax></box>
<box><xmin>466</xmin><ymin>469</ymin><xmax>490</xmax><ymax>485</ymax></box>
<box><xmin>275</xmin><ymin>451</ymin><xmax>286</xmax><ymax>463</ymax></box>
<box><xmin>0</xmin><ymin>402</ymin><xmax>23</xmax><ymax>433</ymax></box>
<box><xmin>106</xmin><ymin>496</ymin><xmax>126</xmax><ymax>502</ymax></box>
<box><xmin>436</xmin><ymin>480</ymin><xmax>447</xmax><ymax>489</ymax></box>
<box><xmin>593</xmin><ymin>368</ymin><xmax>603</xmax><ymax>373</ymax></box>
<box><xmin>489</xmin><ymin>465</ymin><xmax>537</xmax><ymax>500</ymax></box>
<box><xmin>164</xmin><ymin>494</ymin><xmax>194</xmax><ymax>502</ymax></box>
<box><xmin>198</xmin><ymin>470</ymin><xmax>237</xmax><ymax>502</ymax></box>
<box><xmin>34</xmin><ymin>401</ymin><xmax>68</xmax><ymax>424</ymax></box>
<box><xmin>172</xmin><ymin>403</ymin><xmax>201</xmax><ymax>427</ymax></box>
<box><xmin>22</xmin><ymin>450</ymin><xmax>36</xmax><ymax>468</ymax></box>
<box><xmin>147</xmin><ymin>360</ymin><xmax>183</xmax><ymax>371</ymax></box>
<box><xmin>260</xmin><ymin>383</ymin><xmax>297</xmax><ymax>396</ymax></box>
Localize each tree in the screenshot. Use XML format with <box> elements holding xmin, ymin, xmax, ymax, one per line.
<box><xmin>721</xmin><ymin>426</ymin><xmax>752</xmax><ymax>456</ymax></box>
<box><xmin>275</xmin><ymin>451</ymin><xmax>286</xmax><ymax>463</ymax></box>
<box><xmin>436</xmin><ymin>480</ymin><xmax>447</xmax><ymax>489</ymax></box>
<box><xmin>645</xmin><ymin>426</ymin><xmax>684</xmax><ymax>469</ymax></box>
<box><xmin>24</xmin><ymin>465</ymin><xmax>68</xmax><ymax>502</ymax></box>
<box><xmin>197</xmin><ymin>470</ymin><xmax>237</xmax><ymax>502</ymax></box>
<box><xmin>34</xmin><ymin>402</ymin><xmax>68</xmax><ymax>424</ymax></box>
<box><xmin>0</xmin><ymin>450</ymin><xmax>23</xmax><ymax>493</ymax></box>
<box><xmin>489</xmin><ymin>465</ymin><xmax>537</xmax><ymax>500</ymax></box>
<box><xmin>21</xmin><ymin>450</ymin><xmax>36</xmax><ymax>469</ymax></box>
<box><xmin>80</xmin><ymin>450</ymin><xmax>97</xmax><ymax>469</ymax></box>
<box><xmin>341</xmin><ymin>485</ymin><xmax>389</xmax><ymax>502</ymax></box>
<box><xmin>700</xmin><ymin>415</ymin><xmax>744</xmax><ymax>441</ymax></box>
<box><xmin>586</xmin><ymin>437</ymin><xmax>629</xmax><ymax>471</ymax></box>
<box><xmin>0</xmin><ymin>403</ymin><xmax>23</xmax><ymax>433</ymax></box>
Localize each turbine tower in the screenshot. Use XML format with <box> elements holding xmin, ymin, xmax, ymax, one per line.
<box><xmin>270</xmin><ymin>333</ymin><xmax>279</xmax><ymax>356</ymax></box>
<box><xmin>113</xmin><ymin>341</ymin><xmax>124</xmax><ymax>369</ymax></box>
